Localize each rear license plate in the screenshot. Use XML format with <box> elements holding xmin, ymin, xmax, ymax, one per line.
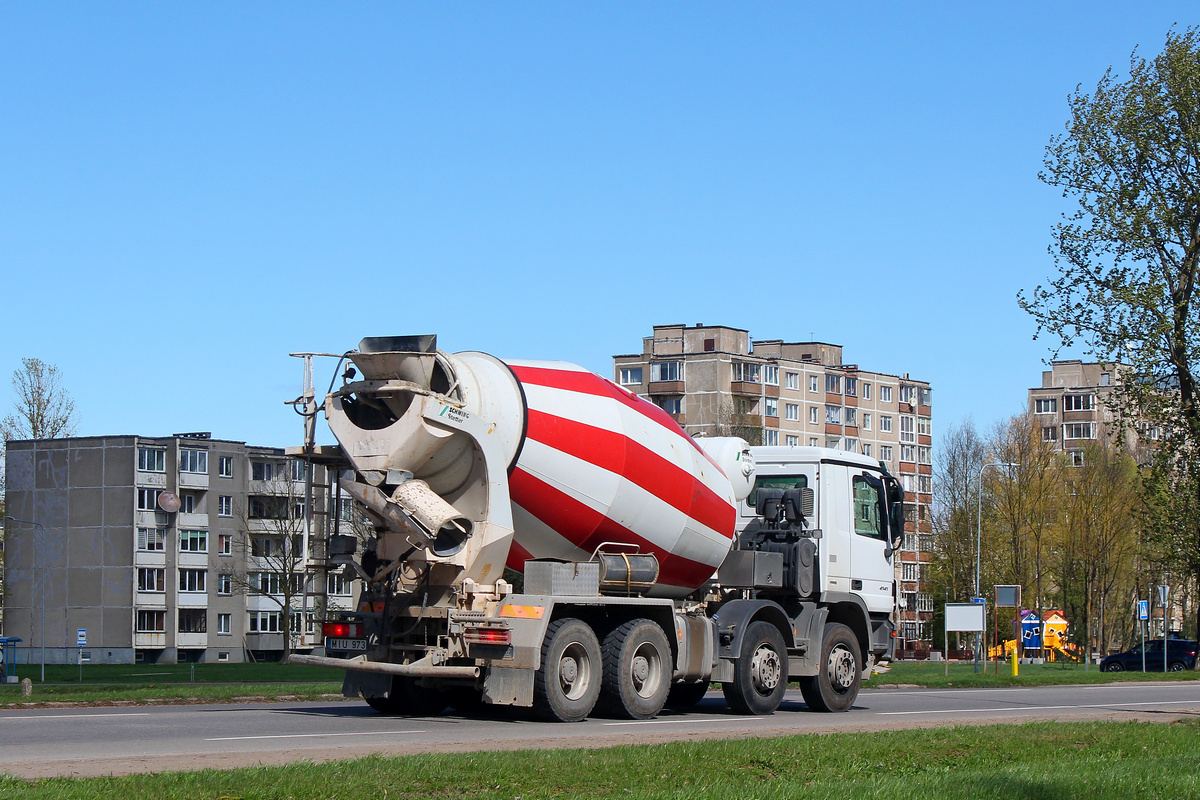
<box><xmin>326</xmin><ymin>638</ymin><xmax>367</xmax><ymax>651</ymax></box>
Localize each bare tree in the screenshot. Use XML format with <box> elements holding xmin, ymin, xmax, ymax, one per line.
<box><xmin>1</xmin><ymin>357</ymin><xmax>76</xmax><ymax>441</ymax></box>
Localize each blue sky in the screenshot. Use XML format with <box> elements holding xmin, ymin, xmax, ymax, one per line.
<box><xmin>2</xmin><ymin>3</ymin><xmax>1196</xmax><ymax>448</ymax></box>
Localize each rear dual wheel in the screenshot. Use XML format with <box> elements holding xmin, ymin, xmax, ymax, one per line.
<box><xmin>534</xmin><ymin>618</ymin><xmax>603</xmax><ymax>722</ymax></box>
<box><xmin>598</xmin><ymin>619</ymin><xmax>672</xmax><ymax>720</ymax></box>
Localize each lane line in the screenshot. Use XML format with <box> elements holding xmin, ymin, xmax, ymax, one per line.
<box><xmin>206</xmin><ymin>730</ymin><xmax>424</xmax><ymax>741</ymax></box>
<box><xmin>0</xmin><ymin>713</ymin><xmax>151</xmax><ymax>720</ymax></box>
<box><xmin>878</xmin><ymin>700</ymin><xmax>1200</xmax><ymax>716</ymax></box>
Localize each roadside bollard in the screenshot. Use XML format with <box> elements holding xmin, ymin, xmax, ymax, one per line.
<box><xmin>20</xmin><ymin>678</ymin><xmax>32</xmax><ymax>697</ymax></box>
<box><xmin>1011</xmin><ymin>651</ymin><xmax>1019</xmax><ymax>677</ymax></box>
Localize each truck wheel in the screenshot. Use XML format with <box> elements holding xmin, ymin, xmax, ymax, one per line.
<box><xmin>665</xmin><ymin>681</ymin><xmax>710</xmax><ymax>710</ymax></box>
<box><xmin>722</xmin><ymin>620</ymin><xmax>788</xmax><ymax>715</ymax></box>
<box><xmin>533</xmin><ymin>618</ymin><xmax>602</xmax><ymax>722</ymax></box>
<box><xmin>365</xmin><ymin>676</ymin><xmax>447</xmax><ymax>716</ymax></box>
<box><xmin>799</xmin><ymin>623</ymin><xmax>861</xmax><ymax>712</ymax></box>
<box><xmin>598</xmin><ymin>618</ymin><xmax>672</xmax><ymax>719</ymax></box>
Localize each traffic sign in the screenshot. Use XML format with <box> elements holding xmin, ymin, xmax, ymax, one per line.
<box><xmin>970</xmin><ymin>597</ymin><xmax>986</xmax><ymax>604</ymax></box>
<box><xmin>1138</xmin><ymin>600</ymin><xmax>1149</xmax><ymax>621</ymax></box>
<box><xmin>76</xmin><ymin>629</ymin><xmax>87</xmax><ymax>647</ymax></box>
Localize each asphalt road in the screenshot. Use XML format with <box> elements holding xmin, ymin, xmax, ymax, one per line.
<box><xmin>2</xmin><ymin>681</ymin><xmax>1198</xmax><ymax>778</ymax></box>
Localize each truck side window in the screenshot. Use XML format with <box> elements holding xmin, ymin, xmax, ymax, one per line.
<box><xmin>746</xmin><ymin>475</ymin><xmax>807</xmax><ymax>508</ymax></box>
<box><xmin>852</xmin><ymin>476</ymin><xmax>886</xmax><ymax>540</ymax></box>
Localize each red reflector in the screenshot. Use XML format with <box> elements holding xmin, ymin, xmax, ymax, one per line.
<box><xmin>463</xmin><ymin>626</ymin><xmax>512</xmax><ymax>646</ymax></box>
<box><xmin>322</xmin><ymin>622</ymin><xmax>362</xmax><ymax>638</ymax></box>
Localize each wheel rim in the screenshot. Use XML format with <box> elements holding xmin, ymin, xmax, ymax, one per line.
<box><xmin>630</xmin><ymin>642</ymin><xmax>663</xmax><ymax>699</ymax></box>
<box><xmin>750</xmin><ymin>643</ymin><xmax>782</xmax><ymax>696</ymax></box>
<box><xmin>827</xmin><ymin>644</ymin><xmax>857</xmax><ymax>692</ymax></box>
<box><xmin>559</xmin><ymin>642</ymin><xmax>592</xmax><ymax>700</ymax></box>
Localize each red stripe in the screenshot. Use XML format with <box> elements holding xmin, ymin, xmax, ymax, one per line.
<box><xmin>509</xmin><ymin>468</ymin><xmax>720</xmax><ymax>591</ymax></box>
<box><xmin>525</xmin><ymin>409</ymin><xmax>734</xmax><ymax>539</ymax></box>
<box><xmin>505</xmin><ymin>538</ymin><xmax>533</xmax><ymax>573</ymax></box>
<box><xmin>508</xmin><ymin>364</ymin><xmax>726</xmax><ymax>473</ymax></box>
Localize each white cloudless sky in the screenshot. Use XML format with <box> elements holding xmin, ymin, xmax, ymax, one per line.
<box><xmin>1</xmin><ymin>3</ymin><xmax>1195</xmax><ymax>447</ymax></box>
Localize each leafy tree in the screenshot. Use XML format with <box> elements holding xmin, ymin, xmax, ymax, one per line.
<box><xmin>1</xmin><ymin>357</ymin><xmax>77</xmax><ymax>441</ymax></box>
<box><xmin>1020</xmin><ymin>26</ymin><xmax>1200</xmax><ymax>638</ymax></box>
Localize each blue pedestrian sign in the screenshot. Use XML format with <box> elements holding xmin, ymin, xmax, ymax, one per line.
<box><xmin>76</xmin><ymin>629</ymin><xmax>87</xmax><ymax>647</ymax></box>
<box><xmin>1138</xmin><ymin>600</ymin><xmax>1149</xmax><ymax>621</ymax></box>
<box><xmin>970</xmin><ymin>597</ymin><xmax>986</xmax><ymax>604</ymax></box>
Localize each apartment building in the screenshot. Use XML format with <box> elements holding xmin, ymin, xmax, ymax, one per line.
<box><xmin>1028</xmin><ymin>360</ymin><xmax>1148</xmax><ymax>462</ymax></box>
<box><xmin>2</xmin><ymin>433</ymin><xmax>354</xmax><ymax>664</ymax></box>
<box><xmin>614</xmin><ymin>323</ymin><xmax>934</xmax><ymax>649</ymax></box>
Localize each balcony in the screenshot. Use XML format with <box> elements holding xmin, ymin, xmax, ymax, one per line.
<box><xmin>730</xmin><ymin>381</ymin><xmax>760</xmax><ymax>395</ymax></box>
<box><xmin>649</xmin><ymin>380</ymin><xmax>685</xmax><ymax>394</ymax></box>
<box><xmin>178</xmin><ymin>472</ymin><xmax>209</xmax><ymax>490</ymax></box>
<box><xmin>765</xmin><ymin>416</ymin><xmax>779</xmax><ymax>429</ymax></box>
<box><xmin>134</xmin><ymin>633</ymin><xmax>167</xmax><ymax>648</ymax></box>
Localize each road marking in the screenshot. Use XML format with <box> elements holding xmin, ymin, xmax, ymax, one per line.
<box><xmin>206</xmin><ymin>730</ymin><xmax>424</xmax><ymax>741</ymax></box>
<box><xmin>603</xmin><ymin>717</ymin><xmax>769</xmax><ymax>726</ymax></box>
<box><xmin>878</xmin><ymin>700</ymin><xmax>1197</xmax><ymax>715</ymax></box>
<box><xmin>0</xmin><ymin>713</ymin><xmax>152</xmax><ymax>720</ymax></box>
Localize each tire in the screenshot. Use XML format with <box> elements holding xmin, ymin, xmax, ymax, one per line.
<box><xmin>1168</xmin><ymin>661</ymin><xmax>1186</xmax><ymax>672</ymax></box>
<box><xmin>365</xmin><ymin>676</ymin><xmax>447</xmax><ymax>716</ymax></box>
<box><xmin>665</xmin><ymin>681</ymin><xmax>711</xmax><ymax>710</ymax></box>
<box><xmin>598</xmin><ymin>619</ymin><xmax>672</xmax><ymax>720</ymax></box>
<box><xmin>1102</xmin><ymin>662</ymin><xmax>1123</xmax><ymax>673</ymax></box>
<box><xmin>722</xmin><ymin>620</ymin><xmax>788</xmax><ymax>715</ymax></box>
<box><xmin>533</xmin><ymin>618</ymin><xmax>602</xmax><ymax>722</ymax></box>
<box><xmin>799</xmin><ymin>622</ymin><xmax>861</xmax><ymax>713</ymax></box>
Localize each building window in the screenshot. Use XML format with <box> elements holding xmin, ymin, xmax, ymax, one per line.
<box><xmin>764</xmin><ymin>429</ymin><xmax>779</xmax><ymax>446</ymax></box>
<box><xmin>809</xmin><ymin>437</ymin><xmax>819</xmax><ymax>446</ymax></box>
<box><xmin>901</xmin><ymin>445</ymin><xmax>916</xmax><ymax>462</ymax></box>
<box><xmin>251</xmin><ymin>536</ymin><xmax>285</xmax><ymax>557</ymax></box>
<box><xmin>138</xmin><ymin>447</ymin><xmax>165</xmax><ymax>472</ymax></box>
<box><xmin>900</xmin><ymin>415</ymin><xmax>916</xmax><ymax>443</ymax></box>
<box><xmin>881</xmin><ymin>386</ymin><xmax>892</xmax><ymax>403</ymax></box>
<box><xmin>657</xmin><ymin>396</ymin><xmax>682</xmax><ymax>414</ymax></box>
<box><xmin>862</xmin><ymin>383</ymin><xmax>871</xmax><ymax>400</ymax></box>
<box><xmin>918</xmin><ymin>475</ymin><xmax>932</xmax><ymax>493</ymax></box>
<box><xmin>731</xmin><ymin>361</ymin><xmax>759</xmax><ymax>383</ymax></box>
<box><xmin>218</xmin><ymin>495</ymin><xmax>233</xmax><ymax>517</ymax></box>
<box><xmin>252</xmin><ymin>572</ymin><xmax>284</xmax><ymax>595</ymax></box>
<box><xmin>809</xmin><ymin>406</ymin><xmax>819</xmax><ymax>424</ymax></box>
<box><xmin>918</xmin><ymin>387</ymin><xmax>932</xmax><ymax>406</ymax></box>
<box><xmin>179</xmin><ymin>530</ymin><xmax>208</xmax><ymax>553</ymax></box>
<box><xmin>785</xmin><ymin>435</ymin><xmax>799</xmax><ymax>446</ymax></box>
<box><xmin>217</xmin><ymin>613</ymin><xmax>232</xmax><ymax>635</ymax></box>
<box><xmin>248</xmin><ymin>611</ymin><xmax>281</xmax><ymax>633</ymax></box>
<box><xmin>903</xmin><ymin>563</ymin><xmax>920</xmax><ymax>582</ymax></box>
<box><xmin>1043</xmin><ymin>426</ymin><xmax>1058</xmax><ymax>441</ymax></box>
<box><xmin>179</xmin><ymin>448</ymin><xmax>208</xmax><ymax>474</ymax></box>
<box><xmin>1101</xmin><ymin>372</ymin><xmax>1111</xmax><ymax>386</ymax></box>
<box><xmin>252</xmin><ymin>461</ymin><xmax>275</xmax><ymax>482</ymax></box>
<box><xmin>136</xmin><ymin>610</ymin><xmax>166</xmax><ymax>633</ymax></box>
<box><xmin>765</xmin><ymin>398</ymin><xmax>778</xmax><ymax>418</ymax></box>
<box><xmin>218</xmin><ymin>456</ymin><xmax>234</xmax><ymax>478</ymax></box>
<box><xmin>137</xmin><ymin>488</ymin><xmax>161</xmax><ymax>511</ymax></box>
<box><xmin>328</xmin><ymin>574</ymin><xmax>352</xmax><ymax>596</ymax></box>
<box><xmin>785</xmin><ymin>372</ymin><xmax>800</xmax><ymax>390</ymax></box>
<box><xmin>917</xmin><ymin>593</ymin><xmax>934</xmax><ymax>612</ymax></box>
<box><xmin>809</xmin><ymin>375</ymin><xmax>819</xmax><ymax>393</ymax></box>
<box><xmin>862</xmin><ymin>443</ymin><xmax>872</xmax><ymax>457</ymax></box>
<box><xmin>843</xmin><ymin>437</ymin><xmax>858</xmax><ymax>452</ymax></box>
<box><xmin>917</xmin><ymin>446</ymin><xmax>932</xmax><ymax>464</ymax></box>
<box><xmin>825</xmin><ymin>405</ymin><xmax>842</xmax><ymax>425</ymax></box>
<box><xmin>844</xmin><ymin>377</ymin><xmax>857</xmax><ymax>397</ymax></box>
<box><xmin>1064</xmin><ymin>423</ymin><xmax>1095</xmax><ymax>439</ymax></box>
<box><xmin>651</xmin><ymin>361</ymin><xmax>683</xmax><ymax>382</ymax></box>
<box><xmin>218</xmin><ymin>533</ymin><xmax>233</xmax><ymax>556</ymax></box>
<box><xmin>844</xmin><ymin>407</ymin><xmax>857</xmax><ymax>427</ymax></box>
<box><xmin>825</xmin><ymin>374</ymin><xmax>842</xmax><ymax>394</ymax></box>
<box><xmin>918</xmin><ymin>417</ymin><xmax>932</xmax><ymax>436</ymax></box>
<box><xmin>178</xmin><ymin>569</ymin><xmax>207</xmax><ymax>593</ymax></box>
<box><xmin>861</xmin><ymin>413</ymin><xmax>871</xmax><ymax>431</ymax></box>
<box><xmin>1063</xmin><ymin>394</ymin><xmax>1095</xmax><ymax>411</ymax></box>
<box><xmin>289</xmin><ymin>459</ymin><xmax>306</xmax><ymax>482</ymax></box>
<box><xmin>619</xmin><ymin>367</ymin><xmax>643</xmax><ymax>385</ymax></box>
<box><xmin>881</xmin><ymin>416</ymin><xmax>893</xmax><ymax>433</ymax></box>
<box><xmin>1068</xmin><ymin>449</ymin><xmax>1085</xmax><ymax>466</ymax></box>
<box><xmin>137</xmin><ymin>527</ymin><xmax>167</xmax><ymax>552</ymax></box>
<box><xmin>785</xmin><ymin>403</ymin><xmax>799</xmax><ymax>421</ymax></box>
<box><xmin>137</xmin><ymin>568</ymin><xmax>165</xmax><ymax>592</ymax></box>
<box><xmin>880</xmin><ymin>445</ymin><xmax>893</xmax><ymax>462</ymax></box>
<box><xmin>1035</xmin><ymin>398</ymin><xmax>1057</xmax><ymax>414</ymax></box>
<box><xmin>180</xmin><ymin>493</ymin><xmax>196</xmax><ymax>514</ymax></box>
<box><xmin>763</xmin><ymin>365</ymin><xmax>779</xmax><ymax>386</ymax></box>
<box><xmin>178</xmin><ymin>608</ymin><xmax>207</xmax><ymax>634</ymax></box>
<box><xmin>899</xmin><ymin>386</ymin><xmax>915</xmax><ymax>404</ymax></box>
<box><xmin>217</xmin><ymin>574</ymin><xmax>232</xmax><ymax>595</ymax></box>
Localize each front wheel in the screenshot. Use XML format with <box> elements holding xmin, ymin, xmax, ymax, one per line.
<box><xmin>722</xmin><ymin>620</ymin><xmax>788</xmax><ymax>715</ymax></box>
<box><xmin>1102</xmin><ymin>661</ymin><xmax>1123</xmax><ymax>673</ymax></box>
<box><xmin>799</xmin><ymin>622</ymin><xmax>861</xmax><ymax>712</ymax></box>
<box><xmin>533</xmin><ymin>618</ymin><xmax>602</xmax><ymax>722</ymax></box>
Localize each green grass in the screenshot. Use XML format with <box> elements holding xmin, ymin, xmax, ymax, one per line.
<box><xmin>1</xmin><ymin>720</ymin><xmax>1197</xmax><ymax>799</ymax></box>
<box><xmin>868</xmin><ymin>660</ymin><xmax>1200</xmax><ymax>688</ymax></box>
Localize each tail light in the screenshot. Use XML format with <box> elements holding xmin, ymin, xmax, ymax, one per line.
<box><xmin>463</xmin><ymin>626</ymin><xmax>512</xmax><ymax>646</ymax></box>
<box><xmin>323</xmin><ymin>622</ymin><xmax>363</xmax><ymax>638</ymax></box>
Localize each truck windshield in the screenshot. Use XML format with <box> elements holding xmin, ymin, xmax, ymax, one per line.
<box><xmin>746</xmin><ymin>475</ymin><xmax>807</xmax><ymax>508</ymax></box>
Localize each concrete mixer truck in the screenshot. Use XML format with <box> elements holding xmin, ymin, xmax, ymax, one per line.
<box><xmin>288</xmin><ymin>335</ymin><xmax>902</xmax><ymax>721</ymax></box>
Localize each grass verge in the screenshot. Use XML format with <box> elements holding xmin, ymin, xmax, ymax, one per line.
<box><xmin>0</xmin><ymin>719</ymin><xmax>1197</xmax><ymax>799</ymax></box>
<box><xmin>869</xmin><ymin>660</ymin><xmax>1200</xmax><ymax>688</ymax></box>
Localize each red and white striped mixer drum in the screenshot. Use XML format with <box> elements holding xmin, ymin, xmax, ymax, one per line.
<box><xmin>502</xmin><ymin>360</ymin><xmax>739</xmax><ymax>598</ymax></box>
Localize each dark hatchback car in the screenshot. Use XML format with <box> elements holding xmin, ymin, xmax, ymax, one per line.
<box><xmin>1100</xmin><ymin>639</ymin><xmax>1198</xmax><ymax>672</ymax></box>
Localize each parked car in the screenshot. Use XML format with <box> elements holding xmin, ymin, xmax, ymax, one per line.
<box><xmin>1100</xmin><ymin>639</ymin><xmax>1198</xmax><ymax>672</ymax></box>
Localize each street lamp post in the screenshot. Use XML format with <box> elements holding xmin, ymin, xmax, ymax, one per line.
<box><xmin>975</xmin><ymin>462</ymin><xmax>1017</xmax><ymax>672</ymax></box>
<box><xmin>5</xmin><ymin>516</ymin><xmax>46</xmax><ymax>682</ymax></box>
